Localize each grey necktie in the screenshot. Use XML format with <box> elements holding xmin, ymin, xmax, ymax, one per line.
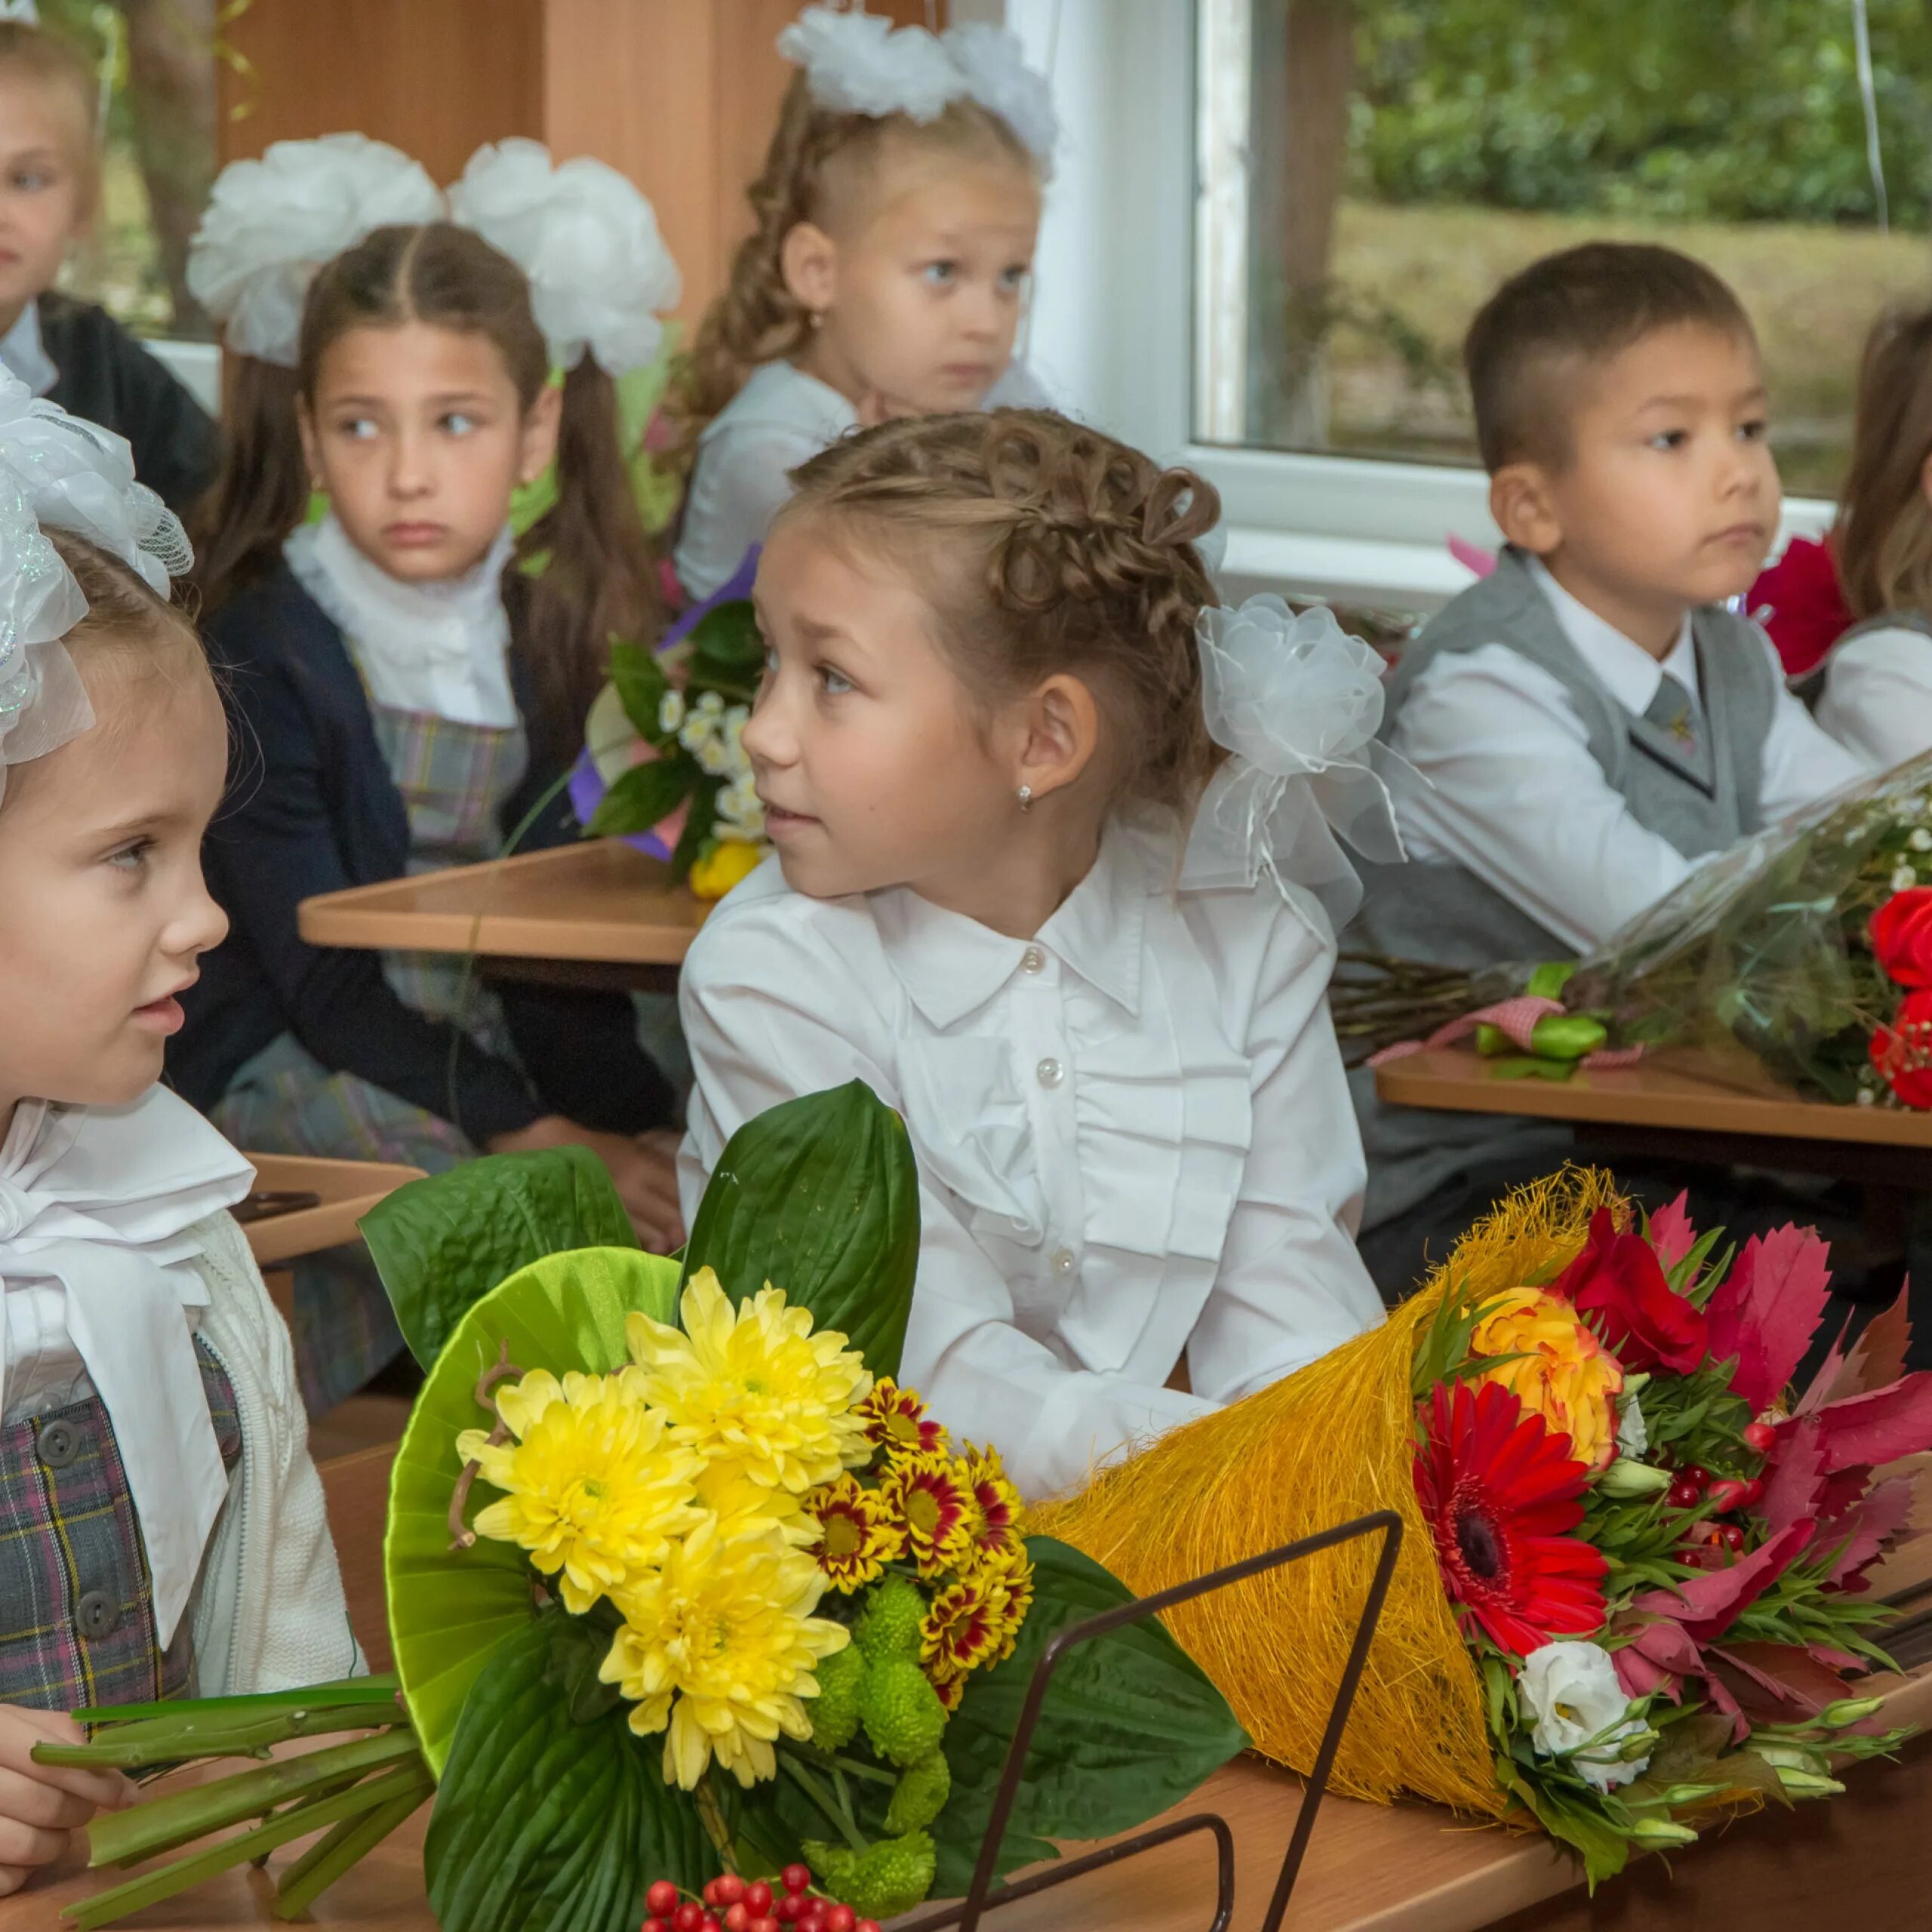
<box><xmin>1643</xmin><ymin>672</ymin><xmax>1712</xmax><ymax>786</ymax></box>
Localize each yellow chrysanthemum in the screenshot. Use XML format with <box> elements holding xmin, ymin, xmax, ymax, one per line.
<box><xmin>958</xmin><ymin>1444</ymin><xmax>1023</xmax><ymax>1561</ymax></box>
<box><xmin>971</xmin><ymin>1538</ymin><xmax>1035</xmax><ymax>1666</ymax></box>
<box><xmin>805</xmin><ymin>1472</ymin><xmax>906</xmax><ymax>1592</ymax></box>
<box><xmin>598</xmin><ymin>1517</ymin><xmax>851</xmax><ymax>1789</ymax></box>
<box><xmin>856</xmin><ymin>1378</ymin><xmax>949</xmax><ymax>1462</ymax></box>
<box><xmin>626</xmin><ymin>1270</ymin><xmax>873</xmax><ymax>1500</ymax></box>
<box><xmin>879</xmin><ymin>1452</ymin><xmax>974</xmax><ymax>1577</ymax></box>
<box><xmin>1470</xmin><ymin>1284</ymin><xmax>1626</xmax><ymax>1472</ymax></box>
<box><xmin>457</xmin><ymin>1367</ymin><xmax>703</xmax><ymax>1614</ymax></box>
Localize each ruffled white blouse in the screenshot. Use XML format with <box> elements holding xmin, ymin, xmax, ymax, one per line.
<box><xmin>1816</xmin><ymin>622</ymin><xmax>1932</xmax><ymax>771</ymax></box>
<box><xmin>678</xmin><ymin>811</ymin><xmax>1383</xmax><ymax>1500</ymax></box>
<box><xmin>672</xmin><ymin>357</ymin><xmax>1052</xmax><ymax>603</ymax></box>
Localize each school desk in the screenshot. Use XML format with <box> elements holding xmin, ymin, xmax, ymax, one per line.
<box><xmin>1375</xmin><ymin>1045</ymin><xmax>1932</xmax><ymax>1188</ymax></box>
<box><xmin>238</xmin><ymin>1155</ymin><xmax>426</xmax><ymax>1269</ymax></box>
<box><xmin>297</xmin><ymin>841</ymin><xmax>706</xmax><ymax>995</ymax></box>
<box><xmin>8</xmin><ymin>1462</ymin><xmax>1929</xmax><ymax>1932</ymax></box>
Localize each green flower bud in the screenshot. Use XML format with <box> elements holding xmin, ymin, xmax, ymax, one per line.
<box><xmin>1598</xmin><ymin>1457</ymin><xmax>1672</xmax><ymax>1498</ymax></box>
<box><xmin>1628</xmin><ymin>1817</ymin><xmax>1700</xmax><ymax>1847</ymax></box>
<box><xmin>1777</xmin><ymin>1768</ymin><xmax>1846</xmax><ymax>1798</ymax></box>
<box><xmin>1816</xmin><ymin>1697</ymin><xmax>1886</xmax><ymax>1728</ymax></box>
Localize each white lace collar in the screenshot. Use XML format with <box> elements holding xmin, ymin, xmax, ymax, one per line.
<box><xmin>285</xmin><ymin>513</ymin><xmax>518</xmax><ymax>729</ymax></box>
<box><xmin>0</xmin><ymin>1086</ymin><xmax>254</xmax><ymax>1643</ymax></box>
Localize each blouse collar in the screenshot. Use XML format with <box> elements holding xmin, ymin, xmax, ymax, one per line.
<box><xmin>0</xmin><ymin>1086</ymin><xmax>254</xmax><ymax>1644</ymax></box>
<box><xmin>872</xmin><ymin>817</ymin><xmax>1156</xmax><ymax>1029</ymax></box>
<box><xmin>0</xmin><ymin>302</ymin><xmax>57</xmax><ymax>398</ymax></box>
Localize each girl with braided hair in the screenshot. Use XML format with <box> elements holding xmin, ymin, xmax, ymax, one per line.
<box><xmin>678</xmin><ymin>408</ymin><xmax>1401</xmax><ymax>1499</ymax></box>
<box><xmin>669</xmin><ymin>5</ymin><xmax>1054</xmax><ymax>601</ymax></box>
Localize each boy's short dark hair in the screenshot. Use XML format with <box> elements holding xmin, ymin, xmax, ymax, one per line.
<box><xmin>1463</xmin><ymin>242</ymin><xmax>1755</xmax><ymax>473</ymax></box>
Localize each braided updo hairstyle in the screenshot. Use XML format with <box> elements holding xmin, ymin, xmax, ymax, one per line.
<box><xmin>671</xmin><ymin>75</ymin><xmax>1038</xmax><ymax>462</ymax></box>
<box><xmin>777</xmin><ymin>408</ymin><xmax>1223</xmax><ymax>810</ymax></box>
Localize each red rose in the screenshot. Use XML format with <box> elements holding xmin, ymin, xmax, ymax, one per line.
<box><xmin>1870</xmin><ymin>987</ymin><xmax>1932</xmax><ymax>1109</ymax></box>
<box><xmin>1869</xmin><ymin>889</ymin><xmax>1932</xmax><ymax>990</ymax></box>
<box><xmin>1549</xmin><ymin>1208</ymin><xmax>1709</xmax><ymax>1375</ymax></box>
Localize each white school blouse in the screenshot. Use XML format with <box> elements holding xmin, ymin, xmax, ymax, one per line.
<box><xmin>1387</xmin><ymin>558</ymin><xmax>1872</xmax><ymax>954</ymax></box>
<box><xmin>673</xmin><ymin>358</ymin><xmax>1052</xmax><ymax>603</ymax></box>
<box><xmin>677</xmin><ymin>812</ymin><xmax>1384</xmax><ymax>1501</ymax></box>
<box><xmin>1815</xmin><ymin>624</ymin><xmax>1932</xmax><ymax>771</ymax></box>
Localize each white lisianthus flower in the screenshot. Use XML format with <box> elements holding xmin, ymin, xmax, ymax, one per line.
<box><xmin>1616</xmin><ymin>1392</ymin><xmax>1647</xmax><ymax>1460</ymax></box>
<box><xmin>1894</xmin><ymin>865</ymin><xmax>1918</xmax><ymax>892</ymax></box>
<box><xmin>1519</xmin><ymin>1641</ymin><xmax>1651</xmax><ymax>1791</ymax></box>
<box><xmin>1912</xmin><ymin>828</ymin><xmax>1932</xmax><ymax>852</ymax></box>
<box><xmin>658</xmin><ymin>690</ymin><xmax>685</xmax><ymax>737</ymax></box>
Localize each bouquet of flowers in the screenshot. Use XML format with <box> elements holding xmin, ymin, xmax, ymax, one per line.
<box><xmin>41</xmin><ymin>1085</ymin><xmax>1244</xmax><ymax>1932</ymax></box>
<box><xmin>568</xmin><ymin>553</ymin><xmax>768</xmax><ymax>902</ymax></box>
<box><xmin>1035</xmin><ymin>1171</ymin><xmax>1932</xmax><ymax>1884</ymax></box>
<box><xmin>1341</xmin><ymin>752</ymin><xmax>1932</xmax><ymax>1106</ymax></box>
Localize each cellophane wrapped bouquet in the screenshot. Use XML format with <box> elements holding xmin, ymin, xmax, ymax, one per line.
<box><xmin>39</xmin><ymin>1087</ymin><xmax>1243</xmax><ymax>1932</ymax></box>
<box><xmin>1036</xmin><ymin>1171</ymin><xmax>1932</xmax><ymax>1885</ymax></box>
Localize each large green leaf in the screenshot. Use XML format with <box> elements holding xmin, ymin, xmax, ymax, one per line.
<box><xmin>587</xmin><ymin>755</ymin><xmax>697</xmax><ymax>838</ymax></box>
<box><xmin>688</xmin><ymin>600</ymin><xmax>764</xmax><ymax>698</ymax></box>
<box><xmin>362</xmin><ymin>1149</ymin><xmax>640</xmax><ymax>1371</ymax></box>
<box><xmin>609</xmin><ymin>639</ymin><xmax>671</xmax><ymax>740</ymax></box>
<box><xmin>386</xmin><ymin>1247</ymin><xmax>683</xmax><ymax>1776</ymax></box>
<box><xmin>682</xmin><ymin>1082</ymin><xmax>918</xmax><ymax>1377</ymax></box>
<box><xmin>426</xmin><ymin>1610</ymin><xmax>710</xmax><ymax>1932</ymax></box>
<box><xmin>929</xmin><ymin>1537</ymin><xmax>1247</xmax><ymax>1895</ymax></box>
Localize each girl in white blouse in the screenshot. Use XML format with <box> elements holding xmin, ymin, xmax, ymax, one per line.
<box><xmin>671</xmin><ymin>7</ymin><xmax>1055</xmax><ymax>602</ymax></box>
<box><xmin>678</xmin><ymin>408</ymin><xmax>1395</xmax><ymax>1500</ymax></box>
<box><xmin>1814</xmin><ymin>303</ymin><xmax>1932</xmax><ymax>768</ymax></box>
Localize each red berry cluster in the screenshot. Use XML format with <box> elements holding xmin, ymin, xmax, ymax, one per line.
<box><xmin>642</xmin><ymin>1872</ymin><xmax>881</xmax><ymax>1932</ymax></box>
<box><xmin>1663</xmin><ymin>1451</ymin><xmax>1769</xmax><ymax>1558</ymax></box>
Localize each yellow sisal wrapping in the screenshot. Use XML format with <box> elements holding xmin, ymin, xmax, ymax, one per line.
<box><xmin>1031</xmin><ymin>1168</ymin><xmax>1624</xmax><ymax>1817</ymax></box>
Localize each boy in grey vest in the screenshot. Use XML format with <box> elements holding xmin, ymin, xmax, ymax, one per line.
<box><xmin>1353</xmin><ymin>242</ymin><xmax>1871</xmax><ymax>1296</ymax></box>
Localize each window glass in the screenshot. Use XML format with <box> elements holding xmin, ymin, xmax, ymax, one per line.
<box><xmin>1194</xmin><ymin>0</ymin><xmax>1932</xmax><ymax>497</ymax></box>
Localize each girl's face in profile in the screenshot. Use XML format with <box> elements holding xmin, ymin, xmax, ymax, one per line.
<box><xmin>0</xmin><ymin>647</ymin><xmax>228</xmax><ymax>1118</ymax></box>
<box><xmin>300</xmin><ymin>321</ymin><xmax>560</xmax><ymax>586</ymax></box>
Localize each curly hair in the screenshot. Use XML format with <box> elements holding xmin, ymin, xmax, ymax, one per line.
<box><xmin>777</xmin><ymin>408</ymin><xmax>1223</xmax><ymax>809</ymax></box>
<box><xmin>669</xmin><ymin>74</ymin><xmax>1038</xmax><ymax>461</ymax></box>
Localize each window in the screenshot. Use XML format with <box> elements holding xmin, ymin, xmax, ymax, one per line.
<box><xmin>1192</xmin><ymin>0</ymin><xmax>1929</xmax><ymax>503</ymax></box>
<box><xmin>42</xmin><ymin>0</ymin><xmax>220</xmax><ymax>342</ymax></box>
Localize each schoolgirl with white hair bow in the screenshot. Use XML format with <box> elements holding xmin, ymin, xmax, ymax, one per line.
<box><xmin>671</xmin><ymin>3</ymin><xmax>1058</xmax><ymax>601</ymax></box>
<box><xmin>171</xmin><ymin>139</ymin><xmax>687</xmax><ymax>1411</ymax></box>
<box><xmin>0</xmin><ymin>374</ymin><xmax>355</xmax><ymax>1894</ymax></box>
<box><xmin>679</xmin><ymin>409</ymin><xmax>1398</xmax><ymax>1501</ymax></box>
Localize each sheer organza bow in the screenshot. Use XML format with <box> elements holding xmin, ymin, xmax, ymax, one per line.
<box><xmin>1180</xmin><ymin>595</ymin><xmax>1408</xmax><ymax>940</ymax></box>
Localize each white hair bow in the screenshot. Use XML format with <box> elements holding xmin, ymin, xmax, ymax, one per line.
<box><xmin>449</xmin><ymin>140</ymin><xmax>681</xmax><ymax>379</ymax></box>
<box><xmin>186</xmin><ymin>134</ymin><xmax>444</xmax><ymax>368</ymax></box>
<box><xmin>0</xmin><ymin>371</ymin><xmax>195</xmax><ymax>798</ymax></box>
<box><xmin>779</xmin><ymin>5</ymin><xmax>1059</xmax><ymax>174</ymax></box>
<box><xmin>1180</xmin><ymin>596</ymin><xmax>1408</xmax><ymax>941</ymax></box>
<box><xmin>0</xmin><ymin>2</ymin><xmax>39</xmax><ymax>23</ymax></box>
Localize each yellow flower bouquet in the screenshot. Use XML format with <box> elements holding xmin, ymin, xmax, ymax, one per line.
<box><xmin>42</xmin><ymin>1086</ymin><xmax>1244</xmax><ymax>1932</ymax></box>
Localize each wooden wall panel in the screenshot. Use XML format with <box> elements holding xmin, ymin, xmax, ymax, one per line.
<box><xmin>217</xmin><ymin>0</ymin><xmax>544</xmax><ymax>181</ymax></box>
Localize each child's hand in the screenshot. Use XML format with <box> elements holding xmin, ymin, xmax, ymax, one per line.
<box><xmin>0</xmin><ymin>1706</ymin><xmax>134</xmax><ymax>1897</ymax></box>
<box><xmin>488</xmin><ymin>1118</ymin><xmax>687</xmax><ymax>1253</ymax></box>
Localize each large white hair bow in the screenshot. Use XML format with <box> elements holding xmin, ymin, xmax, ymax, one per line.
<box><xmin>0</xmin><ymin>371</ymin><xmax>195</xmax><ymax>797</ymax></box>
<box><xmin>1180</xmin><ymin>595</ymin><xmax>1408</xmax><ymax>940</ymax></box>
<box><xmin>779</xmin><ymin>5</ymin><xmax>1058</xmax><ymax>174</ymax></box>
<box><xmin>449</xmin><ymin>140</ymin><xmax>681</xmax><ymax>379</ymax></box>
<box><xmin>186</xmin><ymin>134</ymin><xmax>444</xmax><ymax>368</ymax></box>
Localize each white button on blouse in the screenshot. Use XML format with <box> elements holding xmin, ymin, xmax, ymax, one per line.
<box><xmin>678</xmin><ymin>811</ymin><xmax>1384</xmax><ymax>1500</ymax></box>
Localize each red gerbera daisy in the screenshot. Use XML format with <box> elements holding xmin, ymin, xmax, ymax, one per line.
<box><xmin>1412</xmin><ymin>1379</ymin><xmax>1608</xmax><ymax>1658</ymax></box>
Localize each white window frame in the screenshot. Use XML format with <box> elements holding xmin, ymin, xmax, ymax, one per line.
<box><xmin>992</xmin><ymin>0</ymin><xmax>1832</xmax><ymax>614</ymax></box>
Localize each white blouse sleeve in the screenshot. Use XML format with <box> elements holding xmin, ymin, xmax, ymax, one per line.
<box><xmin>675</xmin><ymin>421</ymin><xmax>827</xmax><ymax>602</ymax></box>
<box><xmin>1389</xmin><ymin>645</ymin><xmax>1699</xmax><ymax>953</ymax></box>
<box><xmin>1814</xmin><ymin>626</ymin><xmax>1932</xmax><ymax>773</ymax></box>
<box><xmin>1753</xmin><ymin>632</ymin><xmax>1875</xmax><ymax>814</ymax></box>
<box><xmin>678</xmin><ymin>911</ymin><xmax>1212</xmax><ymax>1500</ymax></box>
<box><xmin>1182</xmin><ymin>899</ymin><xmax>1384</xmax><ymax>1406</ymax></box>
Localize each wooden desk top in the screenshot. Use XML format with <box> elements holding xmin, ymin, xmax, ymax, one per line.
<box><xmin>1375</xmin><ymin>1045</ymin><xmax>1932</xmax><ymax>1152</ymax></box>
<box><xmin>297</xmin><ymin>842</ymin><xmax>706</xmax><ymax>968</ymax></box>
<box><xmin>242</xmin><ymin>1155</ymin><xmax>424</xmax><ymax>1268</ymax></box>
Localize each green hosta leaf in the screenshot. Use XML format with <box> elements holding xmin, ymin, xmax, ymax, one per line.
<box><xmin>587</xmin><ymin>755</ymin><xmax>697</xmax><ymax>838</ymax></box>
<box><xmin>361</xmin><ymin>1149</ymin><xmax>638</xmax><ymax>1372</ymax></box>
<box><xmin>688</xmin><ymin>600</ymin><xmax>764</xmax><ymax>692</ymax></box>
<box><xmin>386</xmin><ymin>1246</ymin><xmax>683</xmax><ymax>1777</ymax></box>
<box><xmin>670</xmin><ymin>780</ymin><xmax>720</xmax><ymax>880</ymax></box>
<box><xmin>682</xmin><ymin>1083</ymin><xmax>918</xmax><ymax>1378</ymax></box>
<box><xmin>426</xmin><ymin>1610</ymin><xmax>709</xmax><ymax>1932</ymax></box>
<box><xmin>610</xmin><ymin>640</ymin><xmax>672</xmax><ymax>740</ymax></box>
<box><xmin>930</xmin><ymin>1537</ymin><xmax>1246</xmax><ymax>1895</ymax></box>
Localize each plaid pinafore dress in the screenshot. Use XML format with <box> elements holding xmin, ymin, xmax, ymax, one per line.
<box><xmin>0</xmin><ymin>1340</ymin><xmax>242</xmax><ymax>1709</ymax></box>
<box><xmin>211</xmin><ymin>687</ymin><xmax>529</xmax><ymax>1413</ymax></box>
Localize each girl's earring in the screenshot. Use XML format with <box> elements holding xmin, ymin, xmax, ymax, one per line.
<box><xmin>1016</xmin><ymin>784</ymin><xmax>1034</xmax><ymax>813</ymax></box>
<box><xmin>808</xmin><ymin>309</ymin><xmax>825</xmax><ymax>332</ymax></box>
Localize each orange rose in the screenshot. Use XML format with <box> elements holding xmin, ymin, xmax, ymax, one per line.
<box><xmin>1469</xmin><ymin>1285</ymin><xmax>1624</xmax><ymax>1472</ymax></box>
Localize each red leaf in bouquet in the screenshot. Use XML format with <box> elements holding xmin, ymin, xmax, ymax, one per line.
<box><xmin>1870</xmin><ymin>989</ymin><xmax>1932</xmax><ymax>1108</ymax></box>
<box><xmin>1818</xmin><ymin>1472</ymin><xmax>1918</xmax><ymax>1591</ymax></box>
<box><xmin>1808</xmin><ymin>1374</ymin><xmax>1932</xmax><ymax>1474</ymax></box>
<box><xmin>1646</xmin><ymin>1192</ymin><xmax>1700</xmax><ymax>1272</ymax></box>
<box><xmin>1613</xmin><ymin>1610</ymin><xmax>1706</xmax><ymax>1701</ymax></box>
<box><xmin>1703</xmin><ymin>1226</ymin><xmax>1833</xmax><ymax>1413</ymax></box>
<box><xmin>1869</xmin><ymin>888</ymin><xmax>1932</xmax><ymax>989</ymax></box>
<box><xmin>1710</xmin><ymin>1640</ymin><xmax>1857</xmax><ymax>1719</ymax></box>
<box><xmin>1550</xmin><ymin>1208</ymin><xmax>1708</xmax><ymax>1374</ymax></box>
<box><xmin>1630</xmin><ymin>1521</ymin><xmax>1815</xmax><ymax>1644</ymax></box>
<box><xmin>1412</xmin><ymin>1380</ymin><xmax>1607</xmax><ymax>1658</ymax></box>
<box><xmin>1758</xmin><ymin>1416</ymin><xmax>1829</xmax><ymax>1534</ymax></box>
